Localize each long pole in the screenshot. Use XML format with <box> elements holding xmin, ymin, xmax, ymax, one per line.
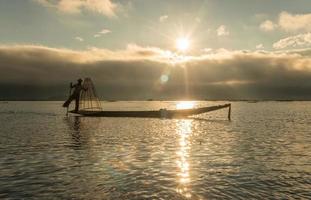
<box><xmin>228</xmin><ymin>104</ymin><xmax>231</xmax><ymax>121</ymax></box>
<box><xmin>66</xmin><ymin>82</ymin><xmax>72</xmax><ymax>116</ymax></box>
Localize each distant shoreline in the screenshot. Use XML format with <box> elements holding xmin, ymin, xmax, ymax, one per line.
<box><xmin>1</xmin><ymin>99</ymin><xmax>311</xmax><ymax>102</ymax></box>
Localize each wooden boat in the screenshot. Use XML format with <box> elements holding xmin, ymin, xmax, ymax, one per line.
<box><xmin>70</xmin><ymin>103</ymin><xmax>231</xmax><ymax>119</ymax></box>
<box><xmin>67</xmin><ymin>78</ymin><xmax>232</xmax><ymax>119</ymax></box>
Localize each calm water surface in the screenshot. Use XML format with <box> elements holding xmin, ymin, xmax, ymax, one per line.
<box><xmin>0</xmin><ymin>101</ymin><xmax>310</xmax><ymax>199</ymax></box>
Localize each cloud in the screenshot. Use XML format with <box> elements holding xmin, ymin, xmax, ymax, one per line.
<box><xmin>217</xmin><ymin>25</ymin><xmax>229</xmax><ymax>36</ymax></box>
<box><xmin>273</xmin><ymin>33</ymin><xmax>311</xmax><ymax>49</ymax></box>
<box><xmin>279</xmin><ymin>12</ymin><xmax>311</xmax><ymax>32</ymax></box>
<box><xmin>260</xmin><ymin>20</ymin><xmax>277</xmax><ymax>32</ymax></box>
<box><xmin>159</xmin><ymin>15</ymin><xmax>168</xmax><ymax>22</ymax></box>
<box><xmin>94</xmin><ymin>29</ymin><xmax>111</xmax><ymax>38</ymax></box>
<box><xmin>99</xmin><ymin>29</ymin><xmax>111</xmax><ymax>34</ymax></box>
<box><xmin>0</xmin><ymin>44</ymin><xmax>311</xmax><ymax>100</ymax></box>
<box><xmin>259</xmin><ymin>12</ymin><xmax>311</xmax><ymax>32</ymax></box>
<box><xmin>202</xmin><ymin>48</ymin><xmax>212</xmax><ymax>53</ymax></box>
<box><xmin>75</xmin><ymin>36</ymin><xmax>84</xmax><ymax>42</ymax></box>
<box><xmin>35</xmin><ymin>0</ymin><xmax>117</xmax><ymax>17</ymax></box>
<box><xmin>256</xmin><ymin>44</ymin><xmax>264</xmax><ymax>49</ymax></box>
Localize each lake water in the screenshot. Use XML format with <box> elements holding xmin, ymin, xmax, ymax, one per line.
<box><xmin>0</xmin><ymin>101</ymin><xmax>310</xmax><ymax>199</ymax></box>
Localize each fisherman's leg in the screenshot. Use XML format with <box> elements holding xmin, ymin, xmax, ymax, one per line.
<box><xmin>63</xmin><ymin>95</ymin><xmax>75</xmax><ymax>107</ymax></box>
<box><xmin>75</xmin><ymin>97</ymin><xmax>80</xmax><ymax>112</ymax></box>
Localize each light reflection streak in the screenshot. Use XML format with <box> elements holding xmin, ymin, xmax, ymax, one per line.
<box><xmin>176</xmin><ymin>101</ymin><xmax>196</xmax><ymax>110</ymax></box>
<box><xmin>176</xmin><ymin>119</ymin><xmax>193</xmax><ymax>198</ymax></box>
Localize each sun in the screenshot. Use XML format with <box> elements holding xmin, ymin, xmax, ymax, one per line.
<box><xmin>176</xmin><ymin>37</ymin><xmax>190</xmax><ymax>52</ymax></box>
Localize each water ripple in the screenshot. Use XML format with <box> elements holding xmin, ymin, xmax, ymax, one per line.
<box><xmin>0</xmin><ymin>101</ymin><xmax>310</xmax><ymax>199</ymax></box>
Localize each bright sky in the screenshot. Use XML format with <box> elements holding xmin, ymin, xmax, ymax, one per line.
<box><xmin>0</xmin><ymin>0</ymin><xmax>311</xmax><ymax>100</ymax></box>
<box><xmin>0</xmin><ymin>0</ymin><xmax>310</xmax><ymax>51</ymax></box>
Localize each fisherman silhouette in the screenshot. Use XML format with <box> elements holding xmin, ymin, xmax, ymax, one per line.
<box><xmin>63</xmin><ymin>78</ymin><xmax>86</xmax><ymax>112</ymax></box>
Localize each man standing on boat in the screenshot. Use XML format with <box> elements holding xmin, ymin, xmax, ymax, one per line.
<box><xmin>63</xmin><ymin>78</ymin><xmax>86</xmax><ymax>112</ymax></box>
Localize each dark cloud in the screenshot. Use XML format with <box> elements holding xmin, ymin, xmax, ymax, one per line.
<box><xmin>0</xmin><ymin>45</ymin><xmax>311</xmax><ymax>100</ymax></box>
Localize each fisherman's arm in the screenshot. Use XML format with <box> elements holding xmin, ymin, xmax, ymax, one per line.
<box><xmin>71</xmin><ymin>83</ymin><xmax>77</xmax><ymax>88</ymax></box>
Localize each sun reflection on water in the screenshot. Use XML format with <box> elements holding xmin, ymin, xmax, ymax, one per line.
<box><xmin>176</xmin><ymin>101</ymin><xmax>196</xmax><ymax>110</ymax></box>
<box><xmin>176</xmin><ymin>119</ymin><xmax>193</xmax><ymax>198</ymax></box>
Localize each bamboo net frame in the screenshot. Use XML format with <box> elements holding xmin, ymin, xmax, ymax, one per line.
<box><xmin>79</xmin><ymin>78</ymin><xmax>102</xmax><ymax>111</ymax></box>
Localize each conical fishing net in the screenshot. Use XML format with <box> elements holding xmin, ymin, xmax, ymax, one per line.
<box><xmin>79</xmin><ymin>78</ymin><xmax>102</xmax><ymax>111</ymax></box>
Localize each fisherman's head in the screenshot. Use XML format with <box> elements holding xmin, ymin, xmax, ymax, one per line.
<box><xmin>77</xmin><ymin>78</ymin><xmax>83</xmax><ymax>84</ymax></box>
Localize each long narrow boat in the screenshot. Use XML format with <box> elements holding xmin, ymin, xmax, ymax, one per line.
<box><xmin>70</xmin><ymin>103</ymin><xmax>231</xmax><ymax>118</ymax></box>
<box><xmin>67</xmin><ymin>78</ymin><xmax>232</xmax><ymax>119</ymax></box>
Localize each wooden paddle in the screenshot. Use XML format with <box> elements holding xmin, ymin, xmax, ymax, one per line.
<box><xmin>66</xmin><ymin>82</ymin><xmax>72</xmax><ymax>116</ymax></box>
